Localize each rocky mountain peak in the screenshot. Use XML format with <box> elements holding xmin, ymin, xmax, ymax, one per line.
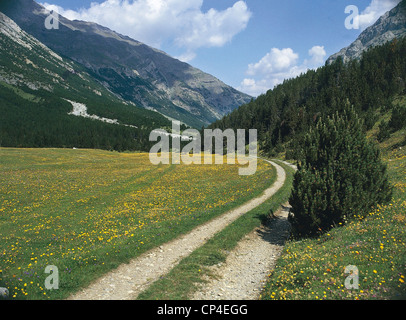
<box><xmin>327</xmin><ymin>0</ymin><xmax>406</xmax><ymax>64</ymax></box>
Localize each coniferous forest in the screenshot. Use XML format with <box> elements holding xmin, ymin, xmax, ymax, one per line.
<box><xmin>209</xmin><ymin>38</ymin><xmax>406</xmax><ymax>157</ymax></box>
<box><xmin>0</xmin><ymin>83</ymin><xmax>169</xmax><ymax>152</ymax></box>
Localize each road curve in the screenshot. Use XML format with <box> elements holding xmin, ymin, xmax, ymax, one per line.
<box><xmin>69</xmin><ymin>160</ymin><xmax>287</xmax><ymax>300</ymax></box>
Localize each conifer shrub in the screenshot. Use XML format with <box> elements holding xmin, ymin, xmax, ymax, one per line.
<box><xmin>289</xmin><ymin>107</ymin><xmax>392</xmax><ymax>237</ymax></box>
<box><xmin>389</xmin><ymin>104</ymin><xmax>406</xmax><ymax>131</ymax></box>
<box><xmin>377</xmin><ymin>120</ymin><xmax>391</xmax><ymax>142</ymax></box>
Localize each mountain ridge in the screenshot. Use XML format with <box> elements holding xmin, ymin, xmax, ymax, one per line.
<box><xmin>0</xmin><ymin>10</ymin><xmax>171</xmax><ymax>151</ymax></box>
<box><xmin>0</xmin><ymin>0</ymin><xmax>252</xmax><ymax>128</ymax></box>
<box><xmin>327</xmin><ymin>0</ymin><xmax>406</xmax><ymax>64</ymax></box>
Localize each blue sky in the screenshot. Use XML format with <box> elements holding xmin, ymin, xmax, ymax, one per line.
<box><xmin>40</xmin><ymin>0</ymin><xmax>401</xmax><ymax>96</ymax></box>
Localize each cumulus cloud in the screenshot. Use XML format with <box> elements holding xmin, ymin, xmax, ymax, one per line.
<box><xmin>306</xmin><ymin>45</ymin><xmax>327</xmax><ymax>67</ymax></box>
<box><xmin>355</xmin><ymin>0</ymin><xmax>402</xmax><ymax>30</ymax></box>
<box><xmin>239</xmin><ymin>46</ymin><xmax>326</xmax><ymax>97</ymax></box>
<box><xmin>41</xmin><ymin>0</ymin><xmax>251</xmax><ymax>62</ymax></box>
<box><xmin>246</xmin><ymin>48</ymin><xmax>299</xmax><ymax>77</ymax></box>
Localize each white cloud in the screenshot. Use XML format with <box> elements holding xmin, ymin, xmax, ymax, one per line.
<box><xmin>174</xmin><ymin>1</ymin><xmax>251</xmax><ymax>49</ymax></box>
<box><xmin>174</xmin><ymin>51</ymin><xmax>196</xmax><ymax>63</ymax></box>
<box><xmin>239</xmin><ymin>78</ymin><xmax>274</xmax><ymax>98</ymax></box>
<box><xmin>246</xmin><ymin>48</ymin><xmax>299</xmax><ymax>76</ymax></box>
<box><xmin>355</xmin><ymin>0</ymin><xmax>402</xmax><ymax>30</ymax></box>
<box><xmin>305</xmin><ymin>45</ymin><xmax>327</xmax><ymax>68</ymax></box>
<box><xmin>41</xmin><ymin>0</ymin><xmax>251</xmax><ymax>61</ymax></box>
<box><xmin>239</xmin><ymin>46</ymin><xmax>326</xmax><ymax>97</ymax></box>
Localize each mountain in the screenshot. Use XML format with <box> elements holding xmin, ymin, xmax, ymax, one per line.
<box><xmin>0</xmin><ymin>10</ymin><xmax>171</xmax><ymax>151</ymax></box>
<box><xmin>327</xmin><ymin>0</ymin><xmax>406</xmax><ymax>64</ymax></box>
<box><xmin>0</xmin><ymin>0</ymin><xmax>252</xmax><ymax>129</ymax></box>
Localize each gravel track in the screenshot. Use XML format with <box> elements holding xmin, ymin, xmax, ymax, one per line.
<box><xmin>68</xmin><ymin>159</ymin><xmax>287</xmax><ymax>300</ymax></box>
<box><xmin>191</xmin><ymin>160</ymin><xmax>297</xmax><ymax>300</ymax></box>
<box><xmin>191</xmin><ymin>204</ymin><xmax>292</xmax><ymax>300</ymax></box>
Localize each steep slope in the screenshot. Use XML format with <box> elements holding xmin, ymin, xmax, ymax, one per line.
<box><xmin>0</xmin><ymin>11</ymin><xmax>170</xmax><ymax>151</ymax></box>
<box><xmin>209</xmin><ymin>36</ymin><xmax>406</xmax><ymax>156</ymax></box>
<box><xmin>0</xmin><ymin>0</ymin><xmax>252</xmax><ymax>128</ymax></box>
<box><xmin>327</xmin><ymin>0</ymin><xmax>406</xmax><ymax>64</ymax></box>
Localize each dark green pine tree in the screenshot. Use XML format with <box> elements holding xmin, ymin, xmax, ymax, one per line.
<box><xmin>289</xmin><ymin>106</ymin><xmax>392</xmax><ymax>237</ymax></box>
<box><xmin>389</xmin><ymin>104</ymin><xmax>406</xmax><ymax>131</ymax></box>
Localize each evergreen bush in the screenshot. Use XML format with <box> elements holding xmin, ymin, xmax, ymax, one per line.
<box><xmin>377</xmin><ymin>120</ymin><xmax>391</xmax><ymax>142</ymax></box>
<box><xmin>289</xmin><ymin>106</ymin><xmax>392</xmax><ymax>237</ymax></box>
<box><xmin>389</xmin><ymin>104</ymin><xmax>406</xmax><ymax>131</ymax></box>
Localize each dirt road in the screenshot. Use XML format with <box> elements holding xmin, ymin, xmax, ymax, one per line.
<box><xmin>69</xmin><ymin>159</ymin><xmax>287</xmax><ymax>300</ymax></box>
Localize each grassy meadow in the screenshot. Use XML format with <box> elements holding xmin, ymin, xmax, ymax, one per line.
<box><xmin>0</xmin><ymin>148</ymin><xmax>275</xmax><ymax>300</ymax></box>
